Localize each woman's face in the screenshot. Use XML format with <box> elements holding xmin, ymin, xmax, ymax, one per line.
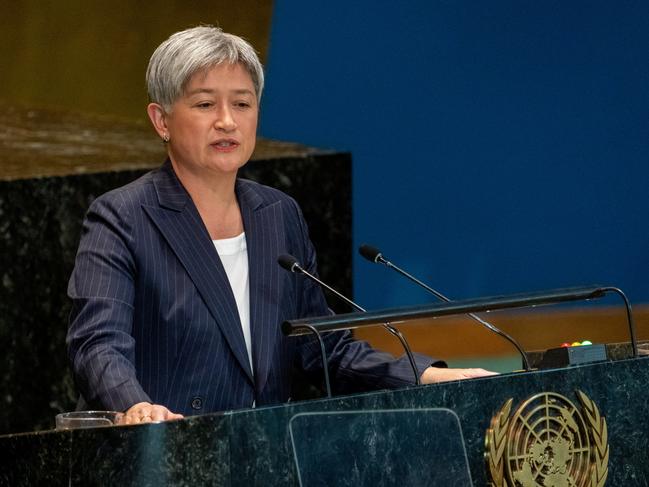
<box><xmin>160</xmin><ymin>63</ymin><xmax>258</xmax><ymax>178</ymax></box>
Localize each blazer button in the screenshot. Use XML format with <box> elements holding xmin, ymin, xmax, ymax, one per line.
<box><xmin>191</xmin><ymin>396</ymin><xmax>203</xmax><ymax>410</ymax></box>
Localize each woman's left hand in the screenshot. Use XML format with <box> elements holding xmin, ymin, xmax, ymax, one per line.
<box><xmin>420</xmin><ymin>366</ymin><xmax>498</xmax><ymax>384</ymax></box>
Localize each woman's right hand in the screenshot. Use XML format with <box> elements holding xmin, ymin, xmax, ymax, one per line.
<box><xmin>121</xmin><ymin>401</ymin><xmax>184</xmax><ymax>424</ymax></box>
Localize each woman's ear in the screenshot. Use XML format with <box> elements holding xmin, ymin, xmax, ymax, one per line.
<box><xmin>147</xmin><ymin>103</ymin><xmax>169</xmax><ymax>140</ymax></box>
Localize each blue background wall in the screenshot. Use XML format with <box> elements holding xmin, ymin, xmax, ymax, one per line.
<box><xmin>260</xmin><ymin>0</ymin><xmax>649</xmax><ymax>310</ymax></box>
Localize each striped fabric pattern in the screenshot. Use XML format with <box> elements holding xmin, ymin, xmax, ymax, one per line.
<box><xmin>67</xmin><ymin>161</ymin><xmax>432</xmax><ymax>416</ymax></box>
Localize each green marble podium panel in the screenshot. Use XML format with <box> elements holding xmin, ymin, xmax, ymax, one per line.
<box><xmin>1</xmin><ymin>357</ymin><xmax>648</xmax><ymax>486</ymax></box>
<box><xmin>289</xmin><ymin>409</ymin><xmax>472</xmax><ymax>486</ymax></box>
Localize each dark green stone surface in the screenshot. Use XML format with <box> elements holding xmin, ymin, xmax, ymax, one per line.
<box><xmin>290</xmin><ymin>409</ymin><xmax>472</xmax><ymax>486</ymax></box>
<box><xmin>1</xmin><ymin>357</ymin><xmax>647</xmax><ymax>485</ymax></box>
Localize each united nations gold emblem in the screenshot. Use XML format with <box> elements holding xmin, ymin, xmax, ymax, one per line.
<box><xmin>485</xmin><ymin>391</ymin><xmax>608</xmax><ymax>487</ymax></box>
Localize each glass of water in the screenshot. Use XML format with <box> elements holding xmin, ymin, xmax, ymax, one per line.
<box><xmin>55</xmin><ymin>411</ymin><xmax>123</xmax><ymax>430</ymax></box>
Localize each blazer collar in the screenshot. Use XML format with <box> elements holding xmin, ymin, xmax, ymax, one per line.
<box><xmin>153</xmin><ymin>160</ymin><xmax>264</xmax><ymax>213</ymax></box>
<box><xmin>152</xmin><ymin>160</ymin><xmax>190</xmax><ymax>211</ymax></box>
<box><xmin>238</xmin><ymin>181</ymin><xmax>283</xmax><ymax>396</ymax></box>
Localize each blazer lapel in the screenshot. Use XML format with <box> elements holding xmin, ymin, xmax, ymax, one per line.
<box><xmin>142</xmin><ymin>162</ymin><xmax>254</xmax><ymax>384</ymax></box>
<box><xmin>237</xmin><ymin>180</ymin><xmax>283</xmax><ymax>396</ymax></box>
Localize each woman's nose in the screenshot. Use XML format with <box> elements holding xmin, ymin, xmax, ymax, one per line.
<box><xmin>215</xmin><ymin>106</ymin><xmax>236</xmax><ymax>131</ymax></box>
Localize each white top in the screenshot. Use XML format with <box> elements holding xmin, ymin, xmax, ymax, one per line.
<box><xmin>213</xmin><ymin>232</ymin><xmax>253</xmax><ymax>375</ymax></box>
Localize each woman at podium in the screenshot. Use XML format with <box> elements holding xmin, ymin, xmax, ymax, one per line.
<box><xmin>66</xmin><ymin>26</ymin><xmax>494</xmax><ymax>425</ymax></box>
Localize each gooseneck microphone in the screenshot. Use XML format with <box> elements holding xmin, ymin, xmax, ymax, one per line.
<box><xmin>278</xmin><ymin>254</ymin><xmax>362</xmax><ymax>313</ymax></box>
<box><xmin>359</xmin><ymin>244</ymin><xmax>531</xmax><ymax>371</ymax></box>
<box><xmin>277</xmin><ymin>254</ymin><xmax>421</xmax><ymax>386</ymax></box>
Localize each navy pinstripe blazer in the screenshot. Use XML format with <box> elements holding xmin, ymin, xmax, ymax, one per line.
<box><xmin>67</xmin><ymin>161</ymin><xmax>432</xmax><ymax>416</ymax></box>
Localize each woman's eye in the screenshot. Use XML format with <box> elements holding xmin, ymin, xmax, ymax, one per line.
<box><xmin>196</xmin><ymin>102</ymin><xmax>212</xmax><ymax>109</ymax></box>
<box><xmin>235</xmin><ymin>101</ymin><xmax>251</xmax><ymax>109</ymax></box>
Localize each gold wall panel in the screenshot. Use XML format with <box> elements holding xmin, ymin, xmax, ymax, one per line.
<box><xmin>0</xmin><ymin>0</ymin><xmax>273</xmax><ymax>121</ymax></box>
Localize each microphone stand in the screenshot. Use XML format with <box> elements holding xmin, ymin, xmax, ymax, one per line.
<box><xmin>279</xmin><ymin>255</ymin><xmax>422</xmax><ymax>389</ymax></box>
<box><xmin>359</xmin><ymin>245</ymin><xmax>534</xmax><ymax>370</ymax></box>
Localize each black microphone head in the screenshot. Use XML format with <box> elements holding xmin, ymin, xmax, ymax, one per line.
<box><xmin>278</xmin><ymin>254</ymin><xmax>300</xmax><ymax>272</ymax></box>
<box><xmin>359</xmin><ymin>243</ymin><xmax>383</xmax><ymax>263</ymax></box>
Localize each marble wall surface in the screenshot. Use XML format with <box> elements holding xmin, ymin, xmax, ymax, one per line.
<box><xmin>0</xmin><ymin>102</ymin><xmax>351</xmax><ymax>434</ymax></box>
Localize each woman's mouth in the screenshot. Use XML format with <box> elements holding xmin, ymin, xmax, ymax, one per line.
<box><xmin>211</xmin><ymin>140</ymin><xmax>239</xmax><ymax>152</ymax></box>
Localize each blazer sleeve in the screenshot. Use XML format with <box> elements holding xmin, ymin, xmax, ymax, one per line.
<box><xmin>67</xmin><ymin>193</ymin><xmax>151</xmax><ymax>412</ymax></box>
<box><xmin>288</xmin><ymin>199</ymin><xmax>444</xmax><ymax>393</ymax></box>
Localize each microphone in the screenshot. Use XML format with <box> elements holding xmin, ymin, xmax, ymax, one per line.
<box><xmin>278</xmin><ymin>254</ymin><xmax>421</xmax><ymax>385</ymax></box>
<box><xmin>278</xmin><ymin>254</ymin><xmax>362</xmax><ymax>312</ymax></box>
<box><xmin>359</xmin><ymin>244</ymin><xmax>531</xmax><ymax>371</ymax></box>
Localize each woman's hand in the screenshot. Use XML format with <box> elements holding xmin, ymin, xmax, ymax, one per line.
<box><xmin>121</xmin><ymin>401</ymin><xmax>184</xmax><ymax>424</ymax></box>
<box><xmin>420</xmin><ymin>366</ymin><xmax>498</xmax><ymax>384</ymax></box>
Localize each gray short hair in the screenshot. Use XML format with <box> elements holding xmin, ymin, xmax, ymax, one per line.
<box><xmin>146</xmin><ymin>25</ymin><xmax>264</xmax><ymax>111</ymax></box>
